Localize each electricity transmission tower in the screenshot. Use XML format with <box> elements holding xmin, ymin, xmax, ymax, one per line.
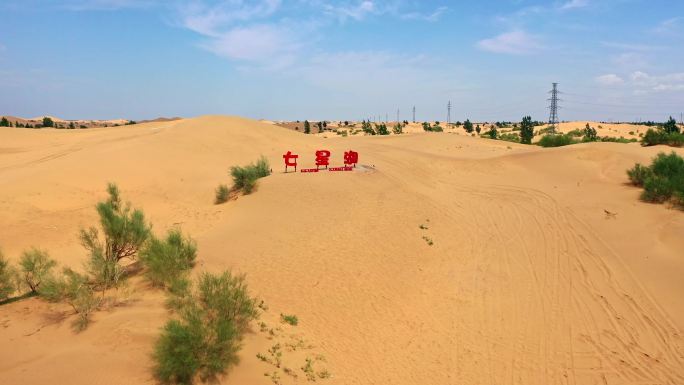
<box><xmin>447</xmin><ymin>101</ymin><xmax>451</xmax><ymax>125</ymax></box>
<box><xmin>412</xmin><ymin>106</ymin><xmax>416</xmax><ymax>123</ymax></box>
<box><xmin>397</xmin><ymin>109</ymin><xmax>400</xmax><ymax>123</ymax></box>
<box><xmin>547</xmin><ymin>83</ymin><xmax>561</xmax><ymax>133</ymax></box>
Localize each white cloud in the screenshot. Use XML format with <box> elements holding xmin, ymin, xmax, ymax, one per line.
<box><xmin>595</xmin><ymin>74</ymin><xmax>624</xmax><ymax>86</ymax></box>
<box><xmin>620</xmin><ymin>71</ymin><xmax>684</xmax><ymax>94</ymax></box>
<box><xmin>653</xmin><ymin>17</ymin><xmax>683</xmax><ymax>36</ymax></box>
<box><xmin>61</xmin><ymin>0</ymin><xmax>158</xmax><ymax>11</ymax></box>
<box><xmin>321</xmin><ymin>0</ymin><xmax>376</xmax><ymax>21</ymax></box>
<box><xmin>560</xmin><ymin>0</ymin><xmax>589</xmax><ymax>10</ymax></box>
<box><xmin>399</xmin><ymin>6</ymin><xmax>448</xmax><ymax>22</ymax></box>
<box><xmin>476</xmin><ymin>30</ymin><xmax>543</xmax><ymax>55</ymax></box>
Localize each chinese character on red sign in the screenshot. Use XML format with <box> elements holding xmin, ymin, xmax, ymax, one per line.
<box><xmin>283</xmin><ymin>151</ymin><xmax>298</xmax><ymax>172</ymax></box>
<box><xmin>344</xmin><ymin>150</ymin><xmax>359</xmax><ymax>167</ymax></box>
<box><xmin>315</xmin><ymin>150</ymin><xmax>330</xmax><ymax>170</ymax></box>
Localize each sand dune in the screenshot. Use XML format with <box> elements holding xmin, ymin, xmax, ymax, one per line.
<box><xmin>1</xmin><ymin>116</ymin><xmax>683</xmax><ymax>385</ymax></box>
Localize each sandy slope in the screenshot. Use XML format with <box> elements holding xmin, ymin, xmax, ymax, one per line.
<box><xmin>1</xmin><ymin>116</ymin><xmax>683</xmax><ymax>385</ymax></box>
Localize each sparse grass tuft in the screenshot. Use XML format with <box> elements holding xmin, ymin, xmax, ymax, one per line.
<box><xmin>538</xmin><ymin>134</ymin><xmax>577</xmax><ymax>147</ymax></box>
<box><xmin>215</xmin><ymin>184</ymin><xmax>230</xmax><ymax>204</ymax></box>
<box><xmin>280</xmin><ymin>313</ymin><xmax>298</xmax><ymax>326</ymax></box>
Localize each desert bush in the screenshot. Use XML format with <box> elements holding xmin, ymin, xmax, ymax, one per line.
<box><xmin>642</xmin><ymin>128</ymin><xmax>684</xmax><ymax>147</ymax></box>
<box><xmin>627</xmin><ymin>152</ymin><xmax>684</xmax><ymax>208</ymax></box>
<box><xmin>486</xmin><ymin>126</ymin><xmax>498</xmax><ymax>139</ymax></box>
<box><xmin>214</xmin><ymin>184</ymin><xmax>229</xmax><ymax>204</ymax></box>
<box><xmin>230</xmin><ymin>156</ymin><xmax>271</xmax><ymax>195</ymax></box>
<box><xmin>538</xmin><ymin>134</ymin><xmax>576</xmax><ymax>147</ymax></box>
<box><xmin>498</xmin><ymin>132</ymin><xmax>520</xmax><ymax>143</ymax></box>
<box><xmin>374</xmin><ymin>123</ymin><xmax>389</xmax><ymax>135</ymax></box>
<box><xmin>361</xmin><ymin>120</ymin><xmax>374</xmax><ymax>135</ymax></box>
<box><xmin>40</xmin><ymin>268</ymin><xmax>100</xmax><ymax>331</ymax></box>
<box><xmin>140</xmin><ymin>229</ymin><xmax>197</xmax><ymax>289</ymax></box>
<box><xmin>520</xmin><ymin>116</ymin><xmax>534</xmax><ymax>144</ymax></box>
<box><xmin>304</xmin><ymin>120</ymin><xmax>310</xmax><ymax>134</ymax></box>
<box><xmin>627</xmin><ymin>163</ymin><xmax>653</xmax><ymax>186</ymax></box>
<box><xmin>392</xmin><ymin>123</ymin><xmax>403</xmax><ymax>134</ymax></box>
<box><xmin>0</xmin><ymin>250</ymin><xmax>16</xmax><ymax>301</ymax></box>
<box><xmin>567</xmin><ymin>129</ymin><xmax>583</xmax><ymax>137</ymax></box>
<box><xmin>19</xmin><ymin>248</ymin><xmax>56</xmax><ymax>293</ymax></box>
<box><xmin>154</xmin><ymin>271</ymin><xmax>259</xmax><ymax>384</ymax></box>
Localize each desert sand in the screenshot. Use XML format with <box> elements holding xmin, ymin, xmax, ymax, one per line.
<box><xmin>1</xmin><ymin>116</ymin><xmax>684</xmax><ymax>385</ymax></box>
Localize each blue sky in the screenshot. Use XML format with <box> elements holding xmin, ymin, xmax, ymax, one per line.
<box><xmin>0</xmin><ymin>0</ymin><xmax>682</xmax><ymax>122</ymax></box>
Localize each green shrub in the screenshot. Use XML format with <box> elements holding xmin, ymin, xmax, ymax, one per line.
<box><xmin>538</xmin><ymin>134</ymin><xmax>577</xmax><ymax>147</ymax></box>
<box><xmin>280</xmin><ymin>313</ymin><xmax>298</xmax><ymax>326</ymax></box>
<box><xmin>19</xmin><ymin>248</ymin><xmax>56</xmax><ymax>293</ymax></box>
<box><xmin>230</xmin><ymin>156</ymin><xmax>271</xmax><ymax>195</ymax></box>
<box><xmin>627</xmin><ymin>163</ymin><xmax>653</xmax><ymax>186</ymax></box>
<box><xmin>0</xmin><ymin>250</ymin><xmax>16</xmax><ymax>301</ymax></box>
<box><xmin>40</xmin><ymin>268</ymin><xmax>100</xmax><ymax>331</ymax></box>
<box><xmin>487</xmin><ymin>126</ymin><xmax>498</xmax><ymax>139</ymax></box>
<box><xmin>392</xmin><ymin>123</ymin><xmax>403</xmax><ymax>134</ymax></box>
<box><xmin>582</xmin><ymin>123</ymin><xmax>598</xmax><ymax>142</ymax></box>
<box><xmin>214</xmin><ymin>184</ymin><xmax>229</xmax><ymax>204</ymax></box>
<box><xmin>642</xmin><ymin>128</ymin><xmax>684</xmax><ymax>147</ymax></box>
<box><xmin>140</xmin><ymin>229</ymin><xmax>197</xmax><ymax>289</ymax></box>
<box><xmin>567</xmin><ymin>129</ymin><xmax>583</xmax><ymax>137</ymax></box>
<box><xmin>463</xmin><ymin>119</ymin><xmax>473</xmax><ymax>133</ymax></box>
<box><xmin>154</xmin><ymin>271</ymin><xmax>259</xmax><ymax>384</ymax></box>
<box><xmin>627</xmin><ymin>152</ymin><xmax>684</xmax><ymax>208</ymax></box>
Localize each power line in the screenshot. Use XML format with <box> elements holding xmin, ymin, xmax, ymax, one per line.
<box><xmin>547</xmin><ymin>83</ymin><xmax>561</xmax><ymax>133</ymax></box>
<box><xmin>447</xmin><ymin>101</ymin><xmax>451</xmax><ymax>125</ymax></box>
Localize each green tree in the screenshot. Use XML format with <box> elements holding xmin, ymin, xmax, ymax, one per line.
<box><xmin>19</xmin><ymin>248</ymin><xmax>57</xmax><ymax>293</ymax></box>
<box><xmin>663</xmin><ymin>116</ymin><xmax>680</xmax><ymax>134</ymax></box>
<box><xmin>583</xmin><ymin>123</ymin><xmax>598</xmax><ymax>142</ymax></box>
<box><xmin>520</xmin><ymin>116</ymin><xmax>534</xmax><ymax>144</ymax></box>
<box><xmin>362</xmin><ymin>120</ymin><xmax>375</xmax><ymax>135</ymax></box>
<box><xmin>304</xmin><ymin>120</ymin><xmax>310</xmax><ymax>134</ymax></box>
<box><xmin>392</xmin><ymin>123</ymin><xmax>403</xmax><ymax>134</ymax></box>
<box><xmin>422</xmin><ymin>122</ymin><xmax>431</xmax><ymax>131</ymax></box>
<box><xmin>79</xmin><ymin>184</ymin><xmax>151</xmax><ymax>288</ymax></box>
<box><xmin>42</xmin><ymin>117</ymin><xmax>55</xmax><ymax>128</ymax></box>
<box><xmin>0</xmin><ymin>117</ymin><xmax>9</xmax><ymax>127</ymax></box>
<box><xmin>0</xmin><ymin>250</ymin><xmax>16</xmax><ymax>301</ymax></box>
<box><xmin>375</xmin><ymin>123</ymin><xmax>389</xmax><ymax>135</ymax></box>
<box><xmin>463</xmin><ymin>119</ymin><xmax>474</xmax><ymax>133</ymax></box>
<box><xmin>475</xmin><ymin>124</ymin><xmax>481</xmax><ymax>134</ymax></box>
<box><xmin>154</xmin><ymin>271</ymin><xmax>259</xmax><ymax>384</ymax></box>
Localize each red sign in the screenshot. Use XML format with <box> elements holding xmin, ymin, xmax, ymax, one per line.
<box><xmin>315</xmin><ymin>150</ymin><xmax>331</xmax><ymax>170</ymax></box>
<box><xmin>283</xmin><ymin>151</ymin><xmax>298</xmax><ymax>172</ymax></box>
<box><xmin>284</xmin><ymin>150</ymin><xmax>359</xmax><ymax>173</ymax></box>
<box><xmin>344</xmin><ymin>150</ymin><xmax>359</xmax><ymax>167</ymax></box>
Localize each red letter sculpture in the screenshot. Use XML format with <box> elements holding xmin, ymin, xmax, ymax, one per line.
<box><xmin>283</xmin><ymin>151</ymin><xmax>298</xmax><ymax>172</ymax></box>
<box><xmin>344</xmin><ymin>150</ymin><xmax>359</xmax><ymax>167</ymax></box>
<box><xmin>315</xmin><ymin>150</ymin><xmax>330</xmax><ymax>170</ymax></box>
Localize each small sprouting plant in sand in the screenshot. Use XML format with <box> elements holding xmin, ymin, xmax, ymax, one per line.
<box><xmin>302</xmin><ymin>358</ymin><xmax>316</xmax><ymax>381</ymax></box>
<box><xmin>318</xmin><ymin>369</ymin><xmax>332</xmax><ymax>379</ymax></box>
<box><xmin>230</xmin><ymin>156</ymin><xmax>271</xmax><ymax>195</ymax></box>
<box><xmin>0</xmin><ymin>250</ymin><xmax>17</xmax><ymax>301</ymax></box>
<box><xmin>19</xmin><ymin>248</ymin><xmax>57</xmax><ymax>293</ymax></box>
<box><xmin>40</xmin><ymin>268</ymin><xmax>100</xmax><ymax>331</ymax></box>
<box><xmin>283</xmin><ymin>367</ymin><xmax>298</xmax><ymax>378</ymax></box>
<box><xmin>214</xmin><ymin>184</ymin><xmax>229</xmax><ymax>204</ymax></box>
<box><xmin>281</xmin><ymin>313</ymin><xmax>299</xmax><ymax>326</ymax></box>
<box><xmin>422</xmin><ymin>236</ymin><xmax>434</xmax><ymax>246</ymax></box>
<box><xmin>154</xmin><ymin>271</ymin><xmax>258</xmax><ymax>385</ymax></box>
<box><xmin>627</xmin><ymin>152</ymin><xmax>684</xmax><ymax>208</ymax></box>
<box><xmin>139</xmin><ymin>229</ymin><xmax>197</xmax><ymax>289</ymax></box>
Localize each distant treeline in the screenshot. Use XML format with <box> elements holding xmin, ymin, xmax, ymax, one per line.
<box><xmin>0</xmin><ymin>116</ymin><xmax>136</xmax><ymax>129</ymax></box>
